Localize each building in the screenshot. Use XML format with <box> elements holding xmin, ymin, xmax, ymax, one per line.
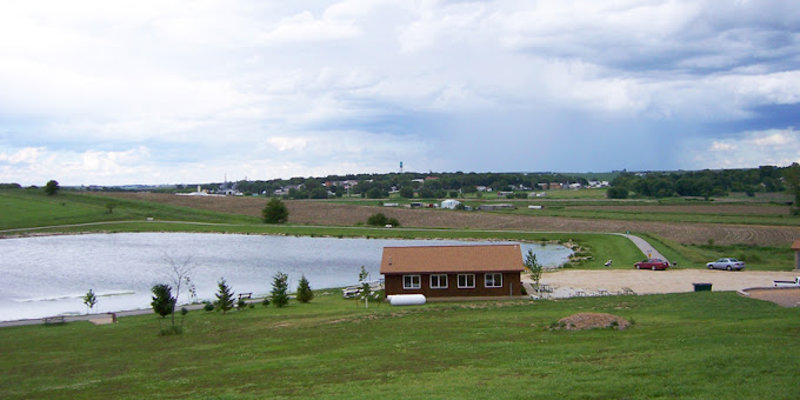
<box><xmin>440</xmin><ymin>199</ymin><xmax>461</xmax><ymax>209</ymax></box>
<box><xmin>380</xmin><ymin>244</ymin><xmax>525</xmax><ymax>299</ymax></box>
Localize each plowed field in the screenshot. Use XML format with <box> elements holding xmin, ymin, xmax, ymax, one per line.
<box><xmin>98</xmin><ymin>193</ymin><xmax>800</xmax><ymax>246</ymax></box>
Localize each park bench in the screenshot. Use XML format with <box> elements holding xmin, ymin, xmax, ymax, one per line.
<box><xmin>237</xmin><ymin>293</ymin><xmax>252</xmax><ymax>301</ymax></box>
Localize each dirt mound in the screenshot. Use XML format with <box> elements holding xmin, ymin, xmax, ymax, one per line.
<box><xmin>553</xmin><ymin>312</ymin><xmax>630</xmax><ymax>331</ymax></box>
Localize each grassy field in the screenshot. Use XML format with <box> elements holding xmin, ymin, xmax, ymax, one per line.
<box><xmin>1</xmin><ymin>291</ymin><xmax>798</xmax><ymax>399</ymax></box>
<box><xmin>0</xmin><ymin>189</ymin><xmax>259</xmax><ymax>230</ymax></box>
<box><xmin>635</xmin><ymin>232</ymin><xmax>794</xmax><ymax>271</ymax></box>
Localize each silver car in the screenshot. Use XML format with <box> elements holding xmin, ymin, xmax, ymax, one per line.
<box><xmin>706</xmin><ymin>258</ymin><xmax>745</xmax><ymax>271</ymax></box>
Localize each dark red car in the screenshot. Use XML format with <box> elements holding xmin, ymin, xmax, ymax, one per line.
<box><xmin>634</xmin><ymin>258</ymin><xmax>670</xmax><ymax>270</ymax></box>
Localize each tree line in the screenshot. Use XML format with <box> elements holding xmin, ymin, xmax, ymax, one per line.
<box><xmin>607</xmin><ymin>165</ymin><xmax>798</xmax><ymax>200</ymax></box>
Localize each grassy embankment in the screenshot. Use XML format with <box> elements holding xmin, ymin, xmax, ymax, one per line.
<box><xmin>0</xmin><ymin>188</ymin><xmax>259</xmax><ymax>230</ymax></box>
<box><xmin>1</xmin><ymin>291</ymin><xmax>798</xmax><ymax>399</ymax></box>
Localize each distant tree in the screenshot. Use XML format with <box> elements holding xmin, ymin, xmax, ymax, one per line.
<box><xmin>82</xmin><ymin>289</ymin><xmax>97</xmax><ymax>314</ymax></box>
<box><xmin>105</xmin><ymin>202</ymin><xmax>117</xmax><ymax>214</ymax></box>
<box><xmin>606</xmin><ymin>187</ymin><xmax>628</xmax><ymax>199</ymax></box>
<box><xmin>399</xmin><ymin>186</ymin><xmax>415</xmax><ymax>198</ymax></box>
<box><xmin>524</xmin><ymin>249</ymin><xmax>543</xmax><ymax>293</ymax></box>
<box><xmin>44</xmin><ymin>180</ymin><xmax>59</xmax><ymax>196</ymax></box>
<box><xmin>418</xmin><ymin>187</ymin><xmax>435</xmax><ymax>198</ymax></box>
<box><xmin>262</xmin><ymin>197</ymin><xmax>289</xmax><ymax>223</ymax></box>
<box><xmin>296</xmin><ymin>274</ymin><xmax>314</xmax><ymax>303</ymax></box>
<box><xmin>366</xmin><ymin>213</ymin><xmax>399</xmax><ymax>227</ymax></box>
<box><xmin>783</xmin><ymin>162</ymin><xmax>800</xmax><ymax>215</ymax></box>
<box><xmin>214</xmin><ymin>278</ymin><xmax>235</xmax><ymax>314</ymax></box>
<box><xmin>366</xmin><ymin>187</ymin><xmax>387</xmax><ymax>199</ymax></box>
<box><xmin>151</xmin><ymin>284</ymin><xmax>176</xmax><ymax>332</ymax></box>
<box><xmin>271</xmin><ymin>271</ymin><xmax>289</xmax><ymax>308</ymax></box>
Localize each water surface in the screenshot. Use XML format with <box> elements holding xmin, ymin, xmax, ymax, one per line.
<box><xmin>0</xmin><ymin>233</ymin><xmax>572</xmax><ymax>321</ymax></box>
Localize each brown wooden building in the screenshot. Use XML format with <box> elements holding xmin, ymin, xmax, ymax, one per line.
<box><xmin>380</xmin><ymin>244</ymin><xmax>525</xmax><ymax>298</ymax></box>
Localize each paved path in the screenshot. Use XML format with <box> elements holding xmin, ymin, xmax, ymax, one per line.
<box><xmin>617</xmin><ymin>233</ymin><xmax>668</xmax><ymax>262</ymax></box>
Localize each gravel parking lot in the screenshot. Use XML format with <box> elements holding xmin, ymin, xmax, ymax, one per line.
<box><xmin>531</xmin><ymin>269</ymin><xmax>800</xmax><ymax>304</ymax></box>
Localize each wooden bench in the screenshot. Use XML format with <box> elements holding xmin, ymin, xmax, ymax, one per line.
<box><xmin>238</xmin><ymin>293</ymin><xmax>252</xmax><ymax>301</ymax></box>
<box><xmin>43</xmin><ymin>315</ymin><xmax>66</xmax><ymax>325</ymax></box>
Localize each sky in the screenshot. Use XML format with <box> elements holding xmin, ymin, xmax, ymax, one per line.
<box><xmin>1</xmin><ymin>0</ymin><xmax>800</xmax><ymax>186</ymax></box>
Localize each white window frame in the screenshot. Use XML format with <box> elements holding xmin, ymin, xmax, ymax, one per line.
<box><xmin>430</xmin><ymin>274</ymin><xmax>448</xmax><ymax>289</ymax></box>
<box><xmin>457</xmin><ymin>273</ymin><xmax>475</xmax><ymax>289</ymax></box>
<box><xmin>484</xmin><ymin>273</ymin><xmax>503</xmax><ymax>288</ymax></box>
<box><xmin>403</xmin><ymin>274</ymin><xmax>421</xmax><ymax>290</ymax></box>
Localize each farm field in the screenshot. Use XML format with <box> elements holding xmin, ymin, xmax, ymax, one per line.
<box><xmin>1</xmin><ymin>291</ymin><xmax>798</xmax><ymax>399</ymax></box>
<box><xmin>95</xmin><ymin>192</ymin><xmax>800</xmax><ymax>248</ymax></box>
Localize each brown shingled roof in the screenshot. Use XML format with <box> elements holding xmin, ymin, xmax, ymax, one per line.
<box><xmin>380</xmin><ymin>244</ymin><xmax>524</xmax><ymax>274</ymax></box>
<box><xmin>793</xmin><ymin>239</ymin><xmax>800</xmax><ymax>251</ymax></box>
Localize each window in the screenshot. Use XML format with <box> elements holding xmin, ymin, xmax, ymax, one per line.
<box><xmin>430</xmin><ymin>274</ymin><xmax>448</xmax><ymax>289</ymax></box>
<box><xmin>457</xmin><ymin>274</ymin><xmax>475</xmax><ymax>289</ymax></box>
<box><xmin>484</xmin><ymin>273</ymin><xmax>503</xmax><ymax>288</ymax></box>
<box><xmin>403</xmin><ymin>275</ymin><xmax>421</xmax><ymax>289</ymax></box>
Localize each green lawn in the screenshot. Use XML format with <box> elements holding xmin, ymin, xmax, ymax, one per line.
<box><xmin>1</xmin><ymin>292</ymin><xmax>797</xmax><ymax>399</ymax></box>
<box><xmin>636</xmin><ymin>232</ymin><xmax>794</xmax><ymax>271</ymax></box>
<box><xmin>0</xmin><ymin>189</ymin><xmax>259</xmax><ymax>230</ymax></box>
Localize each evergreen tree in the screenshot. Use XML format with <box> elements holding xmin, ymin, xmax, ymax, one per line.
<box><xmin>82</xmin><ymin>288</ymin><xmax>97</xmax><ymax>314</ymax></box>
<box><xmin>215</xmin><ymin>278</ymin><xmax>235</xmax><ymax>314</ymax></box>
<box><xmin>296</xmin><ymin>274</ymin><xmax>313</xmax><ymax>303</ymax></box>
<box><xmin>151</xmin><ymin>284</ymin><xmax>176</xmax><ymax>331</ymax></box>
<box><xmin>271</xmin><ymin>271</ymin><xmax>289</xmax><ymax>308</ymax></box>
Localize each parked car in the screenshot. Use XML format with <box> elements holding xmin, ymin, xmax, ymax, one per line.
<box><xmin>706</xmin><ymin>258</ymin><xmax>745</xmax><ymax>271</ymax></box>
<box><xmin>634</xmin><ymin>258</ymin><xmax>670</xmax><ymax>270</ymax></box>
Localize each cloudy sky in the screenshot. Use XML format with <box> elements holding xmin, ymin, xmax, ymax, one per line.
<box><xmin>1</xmin><ymin>0</ymin><xmax>799</xmax><ymax>186</ymax></box>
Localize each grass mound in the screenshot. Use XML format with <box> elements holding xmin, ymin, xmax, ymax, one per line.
<box><xmin>553</xmin><ymin>312</ymin><xmax>630</xmax><ymax>331</ymax></box>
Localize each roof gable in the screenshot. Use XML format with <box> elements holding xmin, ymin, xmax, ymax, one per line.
<box><xmin>380</xmin><ymin>244</ymin><xmax>524</xmax><ymax>274</ymax></box>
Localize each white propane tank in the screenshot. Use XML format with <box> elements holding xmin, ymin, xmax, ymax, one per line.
<box><xmin>387</xmin><ymin>294</ymin><xmax>426</xmax><ymax>306</ymax></box>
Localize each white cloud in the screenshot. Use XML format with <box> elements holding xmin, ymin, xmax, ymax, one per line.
<box><xmin>1</xmin><ymin>0</ymin><xmax>800</xmax><ymax>184</ymax></box>
<box><xmin>685</xmin><ymin>128</ymin><xmax>800</xmax><ymax>169</ymax></box>
<box><xmin>0</xmin><ymin>147</ymin><xmax>45</xmax><ymax>164</ymax></box>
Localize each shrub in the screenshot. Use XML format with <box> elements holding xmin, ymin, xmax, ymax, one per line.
<box><xmin>262</xmin><ymin>197</ymin><xmax>289</xmax><ymax>224</ymax></box>
<box><xmin>237</xmin><ymin>298</ymin><xmax>247</xmax><ymax>309</ymax></box>
<box><xmin>261</xmin><ymin>298</ymin><xmax>271</xmax><ymax>307</ymax></box>
<box><xmin>203</xmin><ymin>302</ymin><xmax>214</xmax><ymax>312</ymax></box>
<box><xmin>296</xmin><ymin>275</ymin><xmax>314</xmax><ymax>303</ymax></box>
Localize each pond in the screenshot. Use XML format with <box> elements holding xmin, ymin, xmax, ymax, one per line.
<box><xmin>0</xmin><ymin>233</ymin><xmax>573</xmax><ymax>321</ymax></box>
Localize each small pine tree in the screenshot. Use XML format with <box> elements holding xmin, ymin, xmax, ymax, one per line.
<box><xmin>83</xmin><ymin>288</ymin><xmax>97</xmax><ymax>314</ymax></box>
<box><xmin>524</xmin><ymin>249</ymin><xmax>543</xmax><ymax>292</ymax></box>
<box><xmin>271</xmin><ymin>271</ymin><xmax>289</xmax><ymax>308</ymax></box>
<box><xmin>215</xmin><ymin>278</ymin><xmax>235</xmax><ymax>314</ymax></box>
<box><xmin>296</xmin><ymin>274</ymin><xmax>313</xmax><ymax>303</ymax></box>
<box><xmin>151</xmin><ymin>284</ymin><xmax>176</xmax><ymax>331</ymax></box>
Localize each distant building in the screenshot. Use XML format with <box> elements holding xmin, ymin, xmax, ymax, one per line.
<box><xmin>440</xmin><ymin>199</ymin><xmax>461</xmax><ymax>209</ymax></box>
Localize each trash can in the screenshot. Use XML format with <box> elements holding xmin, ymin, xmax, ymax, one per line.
<box><xmin>692</xmin><ymin>282</ymin><xmax>712</xmax><ymax>292</ymax></box>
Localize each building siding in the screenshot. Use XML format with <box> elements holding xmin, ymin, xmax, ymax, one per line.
<box><xmin>385</xmin><ymin>272</ymin><xmax>522</xmax><ymax>297</ymax></box>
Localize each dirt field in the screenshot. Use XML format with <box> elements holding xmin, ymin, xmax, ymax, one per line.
<box><xmin>534</xmin><ymin>269</ymin><xmax>799</xmax><ymax>299</ymax></box>
<box><xmin>572</xmin><ymin>204</ymin><xmax>791</xmax><ymax>215</ymax></box>
<box><xmin>99</xmin><ymin>193</ymin><xmax>800</xmax><ymax>246</ymax></box>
